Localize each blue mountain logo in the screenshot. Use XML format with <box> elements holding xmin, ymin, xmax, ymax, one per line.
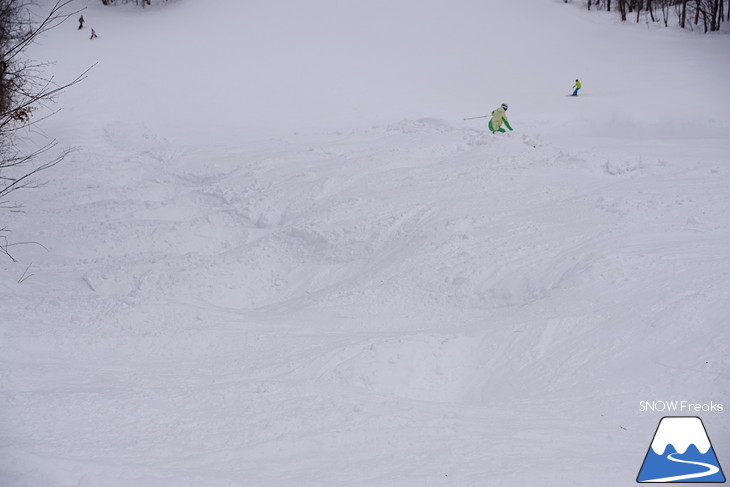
<box><xmin>637</xmin><ymin>416</ymin><xmax>725</xmax><ymax>483</ymax></box>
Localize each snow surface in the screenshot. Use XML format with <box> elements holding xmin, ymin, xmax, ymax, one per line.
<box><xmin>1</xmin><ymin>0</ymin><xmax>729</xmax><ymax>486</ymax></box>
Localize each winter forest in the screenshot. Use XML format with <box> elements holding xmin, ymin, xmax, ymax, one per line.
<box><xmin>572</xmin><ymin>0</ymin><xmax>730</xmax><ymax>30</ymax></box>
<box><xmin>101</xmin><ymin>0</ymin><xmax>730</xmax><ymax>31</ymax></box>
<box><xmin>101</xmin><ymin>0</ymin><xmax>730</xmax><ymax>32</ymax></box>
<box><xmin>1</xmin><ymin>0</ymin><xmax>728</xmax><ymax>486</ymax></box>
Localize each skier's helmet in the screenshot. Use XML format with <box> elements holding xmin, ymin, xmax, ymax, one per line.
<box><xmin>501</xmin><ymin>103</ymin><xmax>508</xmax><ymax>111</ymax></box>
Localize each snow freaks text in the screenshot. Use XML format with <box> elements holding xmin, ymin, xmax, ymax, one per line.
<box><xmin>640</xmin><ymin>401</ymin><xmax>724</xmax><ymax>413</ymax></box>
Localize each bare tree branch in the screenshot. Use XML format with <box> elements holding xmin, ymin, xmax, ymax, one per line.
<box><xmin>0</xmin><ymin>0</ymin><xmax>91</xmax><ymax>262</ymax></box>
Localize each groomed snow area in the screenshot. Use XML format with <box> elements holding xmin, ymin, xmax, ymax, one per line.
<box><xmin>1</xmin><ymin>0</ymin><xmax>729</xmax><ymax>485</ymax></box>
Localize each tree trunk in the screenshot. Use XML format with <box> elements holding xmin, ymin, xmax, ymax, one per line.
<box><xmin>710</xmin><ymin>0</ymin><xmax>720</xmax><ymax>30</ymax></box>
<box><xmin>618</xmin><ymin>0</ymin><xmax>627</xmax><ymax>20</ymax></box>
<box><xmin>695</xmin><ymin>0</ymin><xmax>701</xmax><ymax>25</ymax></box>
<box><xmin>718</xmin><ymin>0</ymin><xmax>723</xmax><ymax>25</ymax></box>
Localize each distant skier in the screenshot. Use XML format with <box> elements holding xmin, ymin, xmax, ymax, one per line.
<box><xmin>78</xmin><ymin>15</ymin><xmax>84</xmax><ymax>30</ymax></box>
<box><xmin>571</xmin><ymin>79</ymin><xmax>582</xmax><ymax>96</ymax></box>
<box><xmin>90</xmin><ymin>28</ymin><xmax>98</xmax><ymax>40</ymax></box>
<box><xmin>489</xmin><ymin>103</ymin><xmax>513</xmax><ymax>134</ymax></box>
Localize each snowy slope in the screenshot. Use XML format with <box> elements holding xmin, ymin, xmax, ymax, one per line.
<box><xmin>1</xmin><ymin>1</ymin><xmax>729</xmax><ymax>486</ymax></box>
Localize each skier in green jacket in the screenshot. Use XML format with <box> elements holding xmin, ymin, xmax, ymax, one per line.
<box><xmin>489</xmin><ymin>103</ymin><xmax>513</xmax><ymax>134</ymax></box>
<box><xmin>571</xmin><ymin>79</ymin><xmax>582</xmax><ymax>96</ymax></box>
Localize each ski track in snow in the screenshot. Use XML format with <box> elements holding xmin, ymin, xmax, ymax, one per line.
<box><xmin>1</xmin><ymin>1</ymin><xmax>729</xmax><ymax>486</ymax></box>
<box><xmin>2</xmin><ymin>116</ymin><xmax>728</xmax><ymax>486</ymax></box>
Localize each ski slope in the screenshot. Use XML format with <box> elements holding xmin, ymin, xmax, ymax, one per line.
<box><xmin>1</xmin><ymin>1</ymin><xmax>729</xmax><ymax>485</ymax></box>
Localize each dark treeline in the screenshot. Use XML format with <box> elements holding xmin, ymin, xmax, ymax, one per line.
<box><xmin>572</xmin><ymin>0</ymin><xmax>729</xmax><ymax>31</ymax></box>
<box><xmin>101</xmin><ymin>0</ymin><xmax>149</xmax><ymax>5</ymax></box>
<box><xmin>100</xmin><ymin>0</ymin><xmax>169</xmax><ymax>6</ymax></box>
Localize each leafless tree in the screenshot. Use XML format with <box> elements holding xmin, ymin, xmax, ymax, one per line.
<box><xmin>577</xmin><ymin>0</ymin><xmax>728</xmax><ymax>31</ymax></box>
<box><xmin>0</xmin><ymin>0</ymin><xmax>91</xmax><ymax>260</ymax></box>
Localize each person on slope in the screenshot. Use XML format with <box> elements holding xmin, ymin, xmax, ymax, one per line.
<box><xmin>90</xmin><ymin>28</ymin><xmax>98</xmax><ymax>40</ymax></box>
<box><xmin>489</xmin><ymin>103</ymin><xmax>513</xmax><ymax>134</ymax></box>
<box><xmin>78</xmin><ymin>15</ymin><xmax>85</xmax><ymax>30</ymax></box>
<box><xmin>571</xmin><ymin>79</ymin><xmax>582</xmax><ymax>96</ymax></box>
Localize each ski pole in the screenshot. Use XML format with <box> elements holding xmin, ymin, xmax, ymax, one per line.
<box><xmin>463</xmin><ymin>115</ymin><xmax>490</xmax><ymax>121</ymax></box>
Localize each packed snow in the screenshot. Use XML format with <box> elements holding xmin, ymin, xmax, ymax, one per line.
<box><xmin>1</xmin><ymin>0</ymin><xmax>729</xmax><ymax>486</ymax></box>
